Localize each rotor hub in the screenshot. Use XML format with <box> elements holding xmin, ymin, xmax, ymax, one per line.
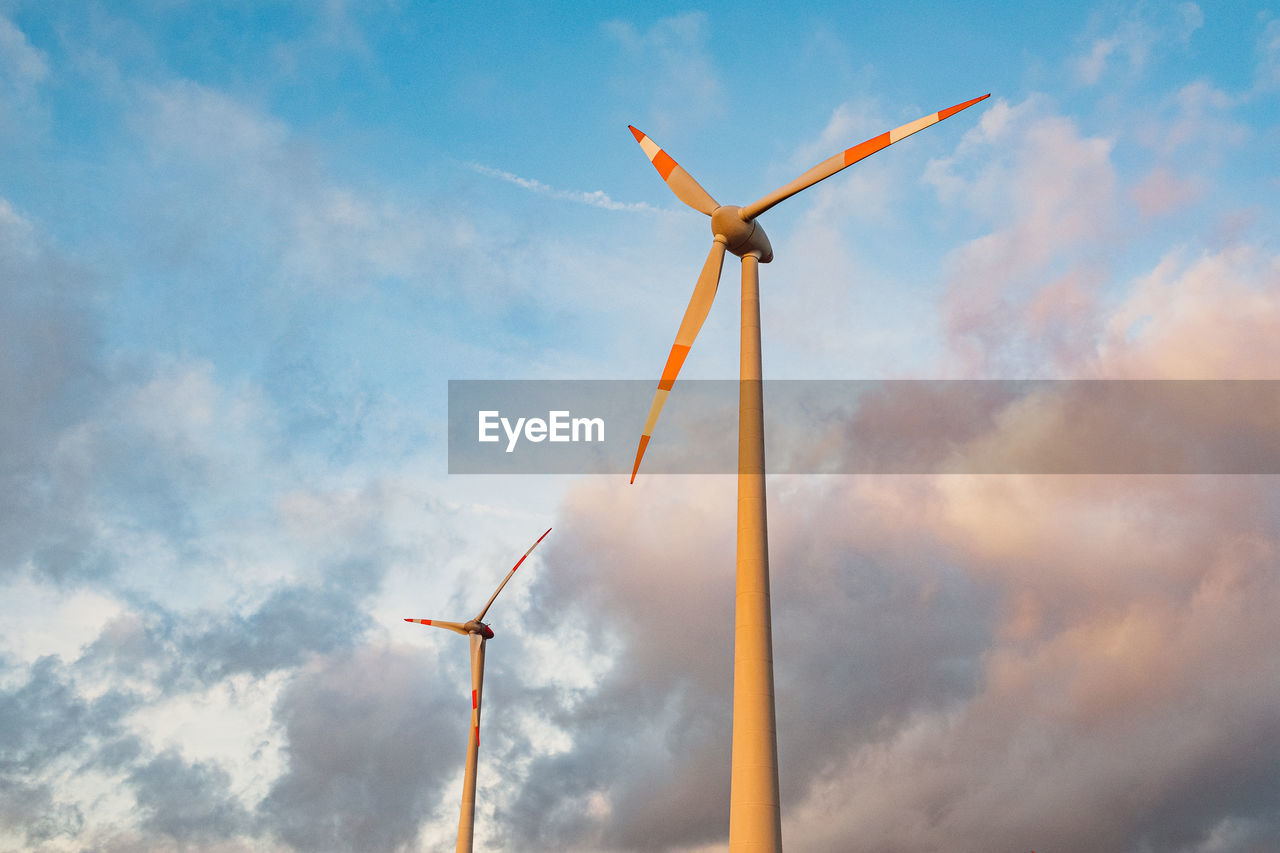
<box><xmin>711</xmin><ymin>205</ymin><xmax>773</xmax><ymax>263</ymax></box>
<box><xmin>465</xmin><ymin>619</ymin><xmax>495</xmax><ymax>639</ymax></box>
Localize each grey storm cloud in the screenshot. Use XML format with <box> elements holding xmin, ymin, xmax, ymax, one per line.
<box><xmin>0</xmin><ymin>201</ymin><xmax>104</xmax><ymax>583</ymax></box>
<box><xmin>499</xmin><ymin>481</ymin><xmax>737</xmax><ymax>851</ymax></box>
<box><xmin>181</xmin><ymin>569</ymin><xmax>379</xmax><ymax>683</ymax></box>
<box><xmin>257</xmin><ymin>643</ymin><xmax>464</xmax><ymax>853</ymax></box>
<box><xmin>486</xmin><ymin>471</ymin><xmax>1280</xmax><ymax>853</ymax></box>
<box><xmin>0</xmin><ymin>656</ymin><xmax>137</xmax><ymax>847</ymax></box>
<box><xmin>128</xmin><ymin>750</ymin><xmax>251</xmax><ymax>843</ymax></box>
<box><xmin>75</xmin><ymin>568</ymin><xmax>380</xmax><ymax>695</ymax></box>
<box><xmin>484</xmin><ymin>477</ymin><xmax>990</xmax><ymax>852</ymax></box>
<box><xmin>0</xmin><ymin>656</ymin><xmax>138</xmax><ymax>777</ymax></box>
<box><xmin>0</xmin><ymin>778</ymin><xmax>83</xmax><ymax>846</ymax></box>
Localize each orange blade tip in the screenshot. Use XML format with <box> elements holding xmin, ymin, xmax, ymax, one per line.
<box><xmin>939</xmin><ymin>93</ymin><xmax>992</xmax><ymax>120</ymax></box>
<box><xmin>629</xmin><ymin>125</ymin><xmax>645</xmax><ymax>142</ymax></box>
<box><xmin>630</xmin><ymin>435</ymin><xmax>651</xmax><ymax>484</ymax></box>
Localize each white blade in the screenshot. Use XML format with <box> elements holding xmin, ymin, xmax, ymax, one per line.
<box><xmin>474</xmin><ymin>528</ymin><xmax>552</xmax><ymax>622</ymax></box>
<box><xmin>631</xmin><ymin>239</ymin><xmax>728</xmax><ymax>483</ymax></box>
<box><xmin>628</xmin><ymin>125</ymin><xmax>720</xmax><ymax>215</ymax></box>
<box><xmin>740</xmin><ymin>93</ymin><xmax>990</xmax><ymax>221</ymax></box>
<box><xmin>403</xmin><ymin>618</ymin><xmax>469</xmax><ymax>635</ymax></box>
<box><xmin>469</xmin><ymin>633</ymin><xmax>486</xmax><ymax>749</ymax></box>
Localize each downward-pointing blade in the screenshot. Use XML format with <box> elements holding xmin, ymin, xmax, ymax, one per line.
<box><xmin>469</xmin><ymin>633</ymin><xmax>485</xmax><ymax>748</ymax></box>
<box><xmin>631</xmin><ymin>239</ymin><xmax>728</xmax><ymax>483</ymax></box>
<box><xmin>628</xmin><ymin>125</ymin><xmax>720</xmax><ymax>216</ymax></box>
<box><xmin>474</xmin><ymin>528</ymin><xmax>552</xmax><ymax>622</ymax></box>
<box><xmin>740</xmin><ymin>93</ymin><xmax>990</xmax><ymax>221</ymax></box>
<box><xmin>404</xmin><ymin>619</ymin><xmax>470</xmax><ymax>635</ymax></box>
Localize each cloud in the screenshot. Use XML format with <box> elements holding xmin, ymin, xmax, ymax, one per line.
<box><xmin>0</xmin><ymin>199</ymin><xmax>102</xmax><ymax>582</ymax></box>
<box><xmin>515</xmin><ymin>228</ymin><xmax>1280</xmax><ymax>850</ymax></box>
<box><xmin>604</xmin><ymin>12</ymin><xmax>726</xmax><ymax>135</ymax></box>
<box><xmin>469</xmin><ymin>163</ymin><xmax>660</xmax><ymax>213</ymax></box>
<box><xmin>777</xmin><ymin>472</ymin><xmax>1280</xmax><ymax>853</ymax></box>
<box><xmin>499</xmin><ymin>477</ymin><xmax>738</xmax><ymax>851</ymax></box>
<box><xmin>1142</xmin><ymin>80</ymin><xmax>1246</xmax><ymax>159</ymax></box>
<box><xmin>0</xmin><ymin>778</ymin><xmax>83</xmax><ymax>846</ymax></box>
<box><xmin>926</xmin><ymin>99</ymin><xmax>1118</xmax><ymax>374</ymax></box>
<box><xmin>129</xmin><ymin>750</ymin><xmax>251</xmax><ymax>843</ymax></box>
<box><xmin>257</xmin><ymin>643</ymin><xmax>463</xmax><ymax>853</ymax></box>
<box><xmin>1131</xmin><ymin>165</ymin><xmax>1201</xmax><ymax>217</ymax></box>
<box><xmin>484</xmin><ymin>475</ymin><xmax>993</xmax><ymax>852</ymax></box>
<box><xmin>0</xmin><ymin>13</ymin><xmax>49</xmax><ymax>135</ymax></box>
<box><xmin>1098</xmin><ymin>246</ymin><xmax>1280</xmax><ymax>378</ymax></box>
<box><xmin>1072</xmin><ymin>2</ymin><xmax>1204</xmax><ymax>86</ymax></box>
<box><xmin>533</xmin><ymin>469</ymin><xmax>1280</xmax><ymax>852</ymax></box>
<box><xmin>1255</xmin><ymin>17</ymin><xmax>1280</xmax><ymax>92</ymax></box>
<box><xmin>0</xmin><ymin>655</ymin><xmax>140</xmax><ymax>846</ymax></box>
<box><xmin>129</xmin><ymin>79</ymin><xmax>504</xmax><ymax>302</ymax></box>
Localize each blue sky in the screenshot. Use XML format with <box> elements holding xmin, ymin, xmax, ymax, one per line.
<box><xmin>3</xmin><ymin>1</ymin><xmax>1280</xmax><ymax>851</ymax></box>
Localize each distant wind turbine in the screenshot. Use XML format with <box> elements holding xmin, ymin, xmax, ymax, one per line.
<box><xmin>627</xmin><ymin>93</ymin><xmax>989</xmax><ymax>851</ymax></box>
<box><xmin>405</xmin><ymin>527</ymin><xmax>551</xmax><ymax>853</ymax></box>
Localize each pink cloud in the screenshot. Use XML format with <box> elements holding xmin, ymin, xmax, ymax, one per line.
<box><xmin>1099</xmin><ymin>246</ymin><xmax>1280</xmax><ymax>378</ymax></box>
<box><xmin>1131</xmin><ymin>166</ymin><xmax>1201</xmax><ymax>218</ymax></box>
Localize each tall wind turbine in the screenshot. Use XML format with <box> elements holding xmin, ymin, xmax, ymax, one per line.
<box><xmin>627</xmin><ymin>94</ymin><xmax>989</xmax><ymax>851</ymax></box>
<box><xmin>404</xmin><ymin>527</ymin><xmax>551</xmax><ymax>853</ymax></box>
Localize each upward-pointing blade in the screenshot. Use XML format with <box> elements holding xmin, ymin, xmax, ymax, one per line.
<box><xmin>628</xmin><ymin>126</ymin><xmax>720</xmax><ymax>216</ymax></box>
<box><xmin>474</xmin><ymin>528</ymin><xmax>552</xmax><ymax>622</ymax></box>
<box><xmin>740</xmin><ymin>93</ymin><xmax>991</xmax><ymax>221</ymax></box>
<box><xmin>631</xmin><ymin>239</ymin><xmax>729</xmax><ymax>483</ymax></box>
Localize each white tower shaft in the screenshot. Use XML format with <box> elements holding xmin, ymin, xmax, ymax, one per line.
<box><xmin>729</xmin><ymin>253</ymin><xmax>782</xmax><ymax>851</ymax></box>
<box><xmin>456</xmin><ymin>633</ymin><xmax>486</xmax><ymax>853</ymax></box>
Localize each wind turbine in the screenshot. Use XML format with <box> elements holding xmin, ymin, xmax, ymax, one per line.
<box><xmin>626</xmin><ymin>93</ymin><xmax>989</xmax><ymax>851</ymax></box>
<box><xmin>404</xmin><ymin>527</ymin><xmax>551</xmax><ymax>853</ymax></box>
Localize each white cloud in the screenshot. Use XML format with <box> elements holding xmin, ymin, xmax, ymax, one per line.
<box><xmin>604</xmin><ymin>12</ymin><xmax>726</xmax><ymax>135</ymax></box>
<box><xmin>1072</xmin><ymin>2</ymin><xmax>1204</xmax><ymax>86</ymax></box>
<box><xmin>1098</xmin><ymin>246</ymin><xmax>1280</xmax><ymax>378</ymax></box>
<box><xmin>468</xmin><ymin>162</ymin><xmax>659</xmax><ymax>212</ymax></box>
<box><xmin>927</xmin><ymin>99</ymin><xmax>1118</xmax><ymax>373</ymax></box>
<box><xmin>0</xmin><ymin>13</ymin><xmax>48</xmax><ymax>134</ymax></box>
<box><xmin>1258</xmin><ymin>18</ymin><xmax>1280</xmax><ymax>91</ymax></box>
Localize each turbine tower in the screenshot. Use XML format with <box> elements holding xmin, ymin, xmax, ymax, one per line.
<box><xmin>627</xmin><ymin>94</ymin><xmax>989</xmax><ymax>851</ymax></box>
<box><xmin>405</xmin><ymin>527</ymin><xmax>551</xmax><ymax>853</ymax></box>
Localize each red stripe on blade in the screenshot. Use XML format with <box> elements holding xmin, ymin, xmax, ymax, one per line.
<box><xmin>630</xmin><ymin>434</ymin><xmax>651</xmax><ymax>484</ymax></box>
<box><xmin>844</xmin><ymin>131</ymin><xmax>890</xmax><ymax>166</ymax></box>
<box><xmin>654</xmin><ymin>150</ymin><xmax>677</xmax><ymax>180</ymax></box>
<box><xmin>658</xmin><ymin>344</ymin><xmax>691</xmax><ymax>391</ymax></box>
<box><xmin>938</xmin><ymin>93</ymin><xmax>990</xmax><ymax>120</ymax></box>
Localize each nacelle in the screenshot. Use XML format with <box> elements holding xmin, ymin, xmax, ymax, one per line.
<box><xmin>465</xmin><ymin>619</ymin><xmax>495</xmax><ymax>639</ymax></box>
<box><xmin>711</xmin><ymin>205</ymin><xmax>773</xmax><ymax>263</ymax></box>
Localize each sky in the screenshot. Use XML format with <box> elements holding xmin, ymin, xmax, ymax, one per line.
<box><xmin>3</xmin><ymin>1</ymin><xmax>1280</xmax><ymax>851</ymax></box>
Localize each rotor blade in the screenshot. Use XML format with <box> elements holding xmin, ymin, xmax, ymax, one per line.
<box><xmin>631</xmin><ymin>239</ymin><xmax>728</xmax><ymax>483</ymax></box>
<box><xmin>740</xmin><ymin>93</ymin><xmax>990</xmax><ymax>221</ymax></box>
<box><xmin>474</xmin><ymin>527</ymin><xmax>552</xmax><ymax>622</ymax></box>
<box><xmin>469</xmin><ymin>633</ymin><xmax>486</xmax><ymax>749</ymax></box>
<box><xmin>404</xmin><ymin>618</ymin><xmax>469</xmax><ymax>635</ymax></box>
<box><xmin>628</xmin><ymin>126</ymin><xmax>720</xmax><ymax>215</ymax></box>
